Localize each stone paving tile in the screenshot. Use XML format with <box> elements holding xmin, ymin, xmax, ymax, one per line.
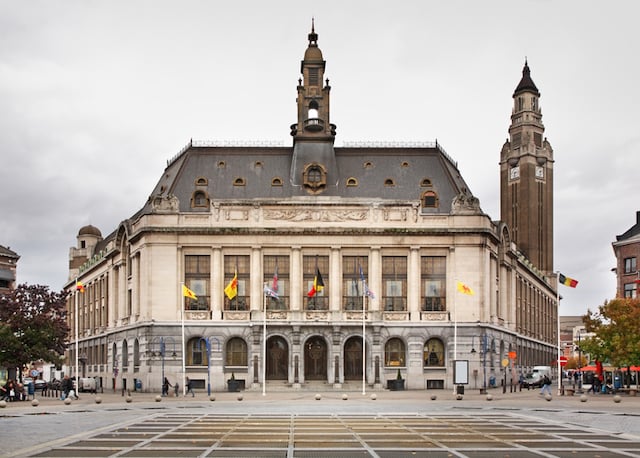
<box><xmin>20</xmin><ymin>412</ymin><xmax>640</xmax><ymax>458</ymax></box>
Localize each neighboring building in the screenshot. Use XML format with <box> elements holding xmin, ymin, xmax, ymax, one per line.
<box><xmin>0</xmin><ymin>245</ymin><xmax>19</xmax><ymax>295</ymax></box>
<box><xmin>612</xmin><ymin>211</ymin><xmax>640</xmax><ymax>298</ymax></box>
<box><xmin>64</xmin><ymin>25</ymin><xmax>560</xmax><ymax>393</ymax></box>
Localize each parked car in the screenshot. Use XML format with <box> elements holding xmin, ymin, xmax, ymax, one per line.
<box><xmin>22</xmin><ymin>377</ymin><xmax>48</xmax><ymax>393</ymax></box>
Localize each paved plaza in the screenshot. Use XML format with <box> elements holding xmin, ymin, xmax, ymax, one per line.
<box><xmin>1</xmin><ymin>388</ymin><xmax>639</xmax><ymax>457</ymax></box>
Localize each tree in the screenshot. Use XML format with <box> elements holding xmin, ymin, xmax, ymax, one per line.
<box><xmin>0</xmin><ymin>284</ymin><xmax>69</xmax><ymax>375</ymax></box>
<box><xmin>581</xmin><ymin>297</ymin><xmax>640</xmax><ymax>369</ymax></box>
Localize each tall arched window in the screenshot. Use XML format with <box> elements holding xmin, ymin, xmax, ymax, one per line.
<box><xmin>186</xmin><ymin>337</ymin><xmax>207</xmax><ymax>366</ymax></box>
<box><xmin>225</xmin><ymin>337</ymin><xmax>248</xmax><ymax>367</ymax></box>
<box><xmin>424</xmin><ymin>338</ymin><xmax>445</xmax><ymax>367</ymax></box>
<box><xmin>384</xmin><ymin>338</ymin><xmax>406</xmax><ymax>367</ymax></box>
<box><xmin>133</xmin><ymin>339</ymin><xmax>140</xmax><ymax>367</ymax></box>
<box><xmin>122</xmin><ymin>340</ymin><xmax>129</xmax><ymax>368</ymax></box>
<box><xmin>308</xmin><ymin>100</ymin><xmax>319</xmax><ymax>119</ymax></box>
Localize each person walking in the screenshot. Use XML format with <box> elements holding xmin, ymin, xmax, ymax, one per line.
<box><xmin>61</xmin><ymin>375</ymin><xmax>78</xmax><ymax>400</ymax></box>
<box><xmin>540</xmin><ymin>374</ymin><xmax>552</xmax><ymax>397</ymax></box>
<box><xmin>162</xmin><ymin>377</ymin><xmax>171</xmax><ymax>397</ymax></box>
<box><xmin>185</xmin><ymin>377</ymin><xmax>195</xmax><ymax>397</ymax></box>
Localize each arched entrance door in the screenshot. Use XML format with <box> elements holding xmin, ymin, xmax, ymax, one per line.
<box><xmin>304</xmin><ymin>336</ymin><xmax>328</xmax><ymax>380</ymax></box>
<box><xmin>266</xmin><ymin>336</ymin><xmax>289</xmax><ymax>380</ymax></box>
<box><xmin>344</xmin><ymin>336</ymin><xmax>364</xmax><ymax>380</ymax></box>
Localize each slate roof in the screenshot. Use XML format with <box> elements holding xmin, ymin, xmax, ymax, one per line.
<box><xmin>616</xmin><ymin>211</ymin><xmax>640</xmax><ymax>241</ymax></box>
<box><xmin>135</xmin><ymin>141</ymin><xmax>474</xmax><ymax>217</ymax></box>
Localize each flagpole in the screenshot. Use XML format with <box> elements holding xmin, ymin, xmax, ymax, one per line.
<box><xmin>75</xmin><ymin>278</ymin><xmax>79</xmax><ymax>383</ymax></box>
<box><xmin>262</xmin><ymin>284</ymin><xmax>267</xmax><ymax>396</ymax></box>
<box><xmin>555</xmin><ymin>271</ymin><xmax>561</xmax><ymax>396</ymax></box>
<box><xmin>181</xmin><ymin>282</ymin><xmax>186</xmax><ymax>397</ymax></box>
<box><xmin>362</xmin><ymin>286</ymin><xmax>366</xmax><ymax>395</ymax></box>
<box><xmin>453</xmin><ymin>279</ymin><xmax>458</xmax><ymax>395</ymax></box>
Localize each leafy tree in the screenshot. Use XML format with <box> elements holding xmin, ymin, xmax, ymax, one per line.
<box><xmin>581</xmin><ymin>297</ymin><xmax>640</xmax><ymax>369</ymax></box>
<box><xmin>0</xmin><ymin>284</ymin><xmax>69</xmax><ymax>373</ymax></box>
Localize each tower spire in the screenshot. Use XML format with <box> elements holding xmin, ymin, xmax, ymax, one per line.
<box><xmin>500</xmin><ymin>60</ymin><xmax>554</xmax><ymax>274</ymax></box>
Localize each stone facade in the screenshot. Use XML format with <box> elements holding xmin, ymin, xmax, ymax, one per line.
<box><xmin>64</xmin><ymin>25</ymin><xmax>559</xmax><ymax>394</ymax></box>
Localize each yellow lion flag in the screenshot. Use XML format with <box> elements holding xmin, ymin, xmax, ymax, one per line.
<box><xmin>456</xmin><ymin>281</ymin><xmax>474</xmax><ymax>296</ymax></box>
<box><xmin>182</xmin><ymin>284</ymin><xmax>197</xmax><ymax>300</ymax></box>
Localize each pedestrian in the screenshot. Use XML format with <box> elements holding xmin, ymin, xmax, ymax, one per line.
<box><xmin>518</xmin><ymin>373</ymin><xmax>524</xmax><ymax>391</ymax></box>
<box><xmin>185</xmin><ymin>377</ymin><xmax>195</xmax><ymax>397</ymax></box>
<box><xmin>540</xmin><ymin>374</ymin><xmax>552</xmax><ymax>396</ymax></box>
<box><xmin>2</xmin><ymin>379</ymin><xmax>16</xmax><ymax>401</ymax></box>
<box><xmin>61</xmin><ymin>375</ymin><xmax>78</xmax><ymax>400</ymax></box>
<box><xmin>162</xmin><ymin>377</ymin><xmax>171</xmax><ymax>397</ymax></box>
<box><xmin>174</xmin><ymin>382</ymin><xmax>179</xmax><ymax>397</ymax></box>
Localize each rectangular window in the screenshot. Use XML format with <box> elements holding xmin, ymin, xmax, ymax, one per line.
<box><xmin>421</xmin><ymin>256</ymin><xmax>446</xmax><ymax>311</ymax></box>
<box><xmin>624</xmin><ymin>283</ymin><xmax>637</xmax><ymax>298</ymax></box>
<box><xmin>342</xmin><ymin>256</ymin><xmax>368</xmax><ymax>311</ymax></box>
<box><xmin>224</xmin><ymin>255</ymin><xmax>250</xmax><ymax>311</ymax></box>
<box><xmin>185</xmin><ymin>255</ymin><xmax>210</xmax><ymax>310</ymax></box>
<box><xmin>624</xmin><ymin>257</ymin><xmax>637</xmax><ymax>274</ymax></box>
<box><xmin>264</xmin><ymin>255</ymin><xmax>290</xmax><ymax>310</ymax></box>
<box><xmin>382</xmin><ymin>256</ymin><xmax>407</xmax><ymax>311</ymax></box>
<box><xmin>304</xmin><ymin>255</ymin><xmax>329</xmax><ymax>310</ymax></box>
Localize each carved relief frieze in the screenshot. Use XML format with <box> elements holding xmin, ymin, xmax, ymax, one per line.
<box><xmin>420</xmin><ymin>311</ymin><xmax>449</xmax><ymax>321</ymax></box>
<box><xmin>185</xmin><ymin>310</ymin><xmax>210</xmax><ymax>320</ymax></box>
<box><xmin>383</xmin><ymin>311</ymin><xmax>409</xmax><ymax>321</ymax></box>
<box><xmin>224</xmin><ymin>311</ymin><xmax>250</xmax><ymax>320</ymax></box>
<box><xmin>264</xmin><ymin>209</ymin><xmax>367</xmax><ymax>222</ymax></box>
<box><xmin>305</xmin><ymin>311</ymin><xmax>329</xmax><ymax>321</ymax></box>
<box><xmin>266</xmin><ymin>311</ymin><xmax>289</xmax><ymax>320</ymax></box>
<box><xmin>150</xmin><ymin>194</ymin><xmax>179</xmax><ymax>213</ymax></box>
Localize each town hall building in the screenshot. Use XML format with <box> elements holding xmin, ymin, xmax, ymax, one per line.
<box><xmin>65</xmin><ymin>25</ymin><xmax>559</xmax><ymax>393</ymax></box>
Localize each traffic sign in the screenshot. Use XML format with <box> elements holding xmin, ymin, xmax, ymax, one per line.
<box><xmin>559</xmin><ymin>356</ymin><xmax>568</xmax><ymax>367</ymax></box>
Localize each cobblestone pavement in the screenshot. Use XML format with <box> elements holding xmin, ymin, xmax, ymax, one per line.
<box><xmin>1</xmin><ymin>388</ymin><xmax>639</xmax><ymax>457</ymax></box>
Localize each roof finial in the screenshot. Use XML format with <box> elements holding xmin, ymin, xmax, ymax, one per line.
<box><xmin>308</xmin><ymin>17</ymin><xmax>318</xmax><ymax>45</ymax></box>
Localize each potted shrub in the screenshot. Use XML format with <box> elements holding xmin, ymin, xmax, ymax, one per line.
<box><xmin>227</xmin><ymin>373</ymin><xmax>240</xmax><ymax>392</ymax></box>
<box><xmin>388</xmin><ymin>369</ymin><xmax>405</xmax><ymax>391</ymax></box>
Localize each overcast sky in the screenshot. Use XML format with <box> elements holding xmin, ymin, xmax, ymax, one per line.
<box><xmin>1</xmin><ymin>1</ymin><xmax>638</xmax><ymax>316</ymax></box>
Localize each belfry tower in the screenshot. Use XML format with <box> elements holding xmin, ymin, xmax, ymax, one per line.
<box><xmin>500</xmin><ymin>61</ymin><xmax>554</xmax><ymax>273</ymax></box>
<box><xmin>289</xmin><ymin>21</ymin><xmax>338</xmax><ymax>194</ymax></box>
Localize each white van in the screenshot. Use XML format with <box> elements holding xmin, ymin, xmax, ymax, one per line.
<box><xmin>524</xmin><ymin>366</ymin><xmax>552</xmax><ymax>388</ymax></box>
<box><xmin>79</xmin><ymin>377</ymin><xmax>97</xmax><ymax>393</ymax></box>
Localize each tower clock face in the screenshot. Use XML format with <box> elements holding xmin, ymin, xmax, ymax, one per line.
<box><xmin>509</xmin><ymin>166</ymin><xmax>520</xmax><ymax>180</ymax></box>
<box><xmin>535</xmin><ymin>166</ymin><xmax>544</xmax><ymax>178</ymax></box>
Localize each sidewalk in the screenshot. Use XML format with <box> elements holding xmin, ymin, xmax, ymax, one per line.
<box><xmin>2</xmin><ymin>384</ymin><xmax>638</xmax><ymax>412</ymax></box>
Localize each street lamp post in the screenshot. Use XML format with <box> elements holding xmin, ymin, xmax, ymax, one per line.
<box><xmin>154</xmin><ymin>337</ymin><xmax>176</xmax><ymax>396</ymax></box>
<box><xmin>199</xmin><ymin>337</ymin><xmax>213</xmax><ymax>396</ymax></box>
<box><xmin>471</xmin><ymin>334</ymin><xmax>491</xmax><ymax>394</ymax></box>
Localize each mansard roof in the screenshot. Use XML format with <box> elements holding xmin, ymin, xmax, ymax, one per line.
<box><xmin>133</xmin><ymin>140</ymin><xmax>476</xmax><ymax>217</ymax></box>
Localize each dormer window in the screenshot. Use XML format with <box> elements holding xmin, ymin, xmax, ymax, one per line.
<box><xmin>303</xmin><ymin>163</ymin><xmax>327</xmax><ymax>194</ymax></box>
<box><xmin>422</xmin><ymin>190</ymin><xmax>439</xmax><ymax>208</ymax></box>
<box><xmin>233</xmin><ymin>177</ymin><xmax>246</xmax><ymax>187</ymax></box>
<box><xmin>191</xmin><ymin>190</ymin><xmax>210</xmax><ymax>208</ymax></box>
<box><xmin>420</xmin><ymin>178</ymin><xmax>432</xmax><ymax>187</ymax></box>
<box><xmin>271</xmin><ymin>177</ymin><xmax>283</xmax><ymax>187</ymax></box>
<box><xmin>346</xmin><ymin>177</ymin><xmax>358</xmax><ymax>187</ymax></box>
<box><xmin>195</xmin><ymin>177</ymin><xmax>208</xmax><ymax>186</ymax></box>
<box><xmin>384</xmin><ymin>178</ymin><xmax>395</xmax><ymax>187</ymax></box>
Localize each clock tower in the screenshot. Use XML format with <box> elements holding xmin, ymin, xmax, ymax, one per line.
<box><xmin>500</xmin><ymin>61</ymin><xmax>554</xmax><ymax>274</ymax></box>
